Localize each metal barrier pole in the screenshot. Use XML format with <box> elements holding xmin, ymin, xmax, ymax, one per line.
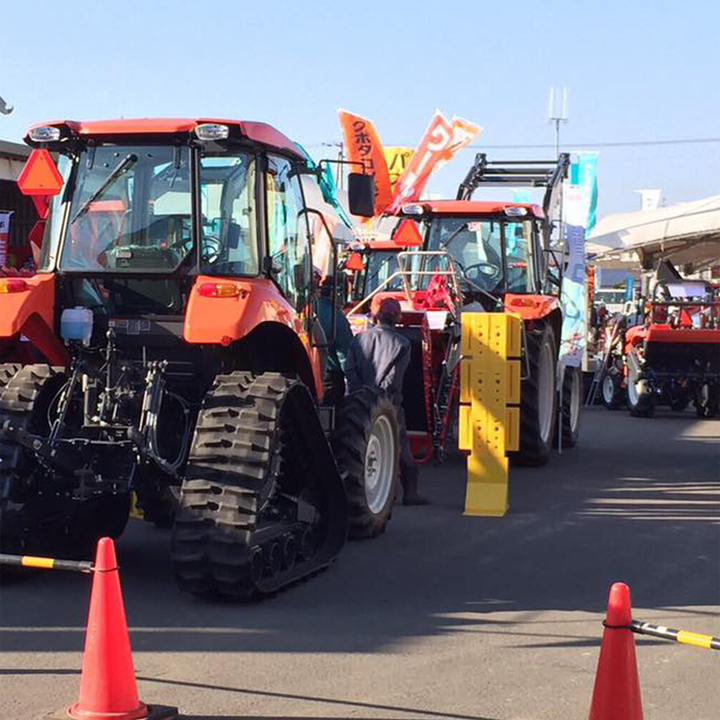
<box><xmin>0</xmin><ymin>553</ymin><xmax>93</xmax><ymax>573</ymax></box>
<box><xmin>628</xmin><ymin>620</ymin><xmax>720</xmax><ymax>651</ymax></box>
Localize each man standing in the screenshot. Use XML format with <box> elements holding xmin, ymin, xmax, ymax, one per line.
<box><xmin>314</xmin><ymin>268</ymin><xmax>354</xmax><ymax>405</ymax></box>
<box><xmin>346</xmin><ymin>297</ymin><xmax>428</xmax><ymax>506</ymax></box>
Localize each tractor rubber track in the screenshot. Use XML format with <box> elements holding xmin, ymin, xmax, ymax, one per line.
<box><xmin>0</xmin><ymin>365</ymin><xmax>66</xmax><ymax>555</ymax></box>
<box><xmin>171</xmin><ymin>372</ymin><xmax>347</xmax><ymax>600</ymax></box>
<box><xmin>0</xmin><ymin>363</ymin><xmax>21</xmax><ymax>393</ymax></box>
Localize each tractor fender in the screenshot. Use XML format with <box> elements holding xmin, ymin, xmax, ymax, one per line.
<box><xmin>183</xmin><ymin>277</ymin><xmax>322</xmax><ymax>398</ymax></box>
<box><xmin>0</xmin><ymin>274</ymin><xmax>56</xmax><ymax>338</ymax></box>
<box><xmin>184</xmin><ymin>276</ymin><xmax>307</xmax><ymax>345</ymax></box>
<box><xmin>0</xmin><ymin>274</ymin><xmax>69</xmax><ymax>366</ymax></box>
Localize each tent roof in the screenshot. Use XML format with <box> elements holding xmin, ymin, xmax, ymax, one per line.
<box><xmin>588</xmin><ymin>194</ymin><xmax>720</xmax><ymax>270</ymax></box>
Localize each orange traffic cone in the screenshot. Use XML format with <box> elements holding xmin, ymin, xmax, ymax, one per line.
<box><xmin>50</xmin><ymin>537</ymin><xmax>176</xmax><ymax>720</ymax></box>
<box><xmin>588</xmin><ymin>582</ymin><xmax>644</xmax><ymax>720</ymax></box>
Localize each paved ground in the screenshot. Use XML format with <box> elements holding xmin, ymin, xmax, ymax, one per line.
<box><xmin>0</xmin><ymin>407</ymin><xmax>718</xmax><ymax>720</ymax></box>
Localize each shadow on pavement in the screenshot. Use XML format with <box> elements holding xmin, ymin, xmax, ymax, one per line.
<box><xmin>0</xmin><ymin>408</ymin><xmax>718</xmax><ymax>655</ymax></box>
<box><xmin>0</xmin><ymin>668</ymin><xmax>499</xmax><ymax>720</ymax></box>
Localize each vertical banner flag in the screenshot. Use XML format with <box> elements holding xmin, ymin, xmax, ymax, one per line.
<box><xmin>388</xmin><ymin>112</ymin><xmax>481</xmax><ymax>213</ymax></box>
<box><xmin>0</xmin><ymin>212</ymin><xmax>12</xmax><ymax>267</ymax></box>
<box><xmin>559</xmin><ymin>152</ymin><xmax>599</xmax><ymax>367</ymax></box>
<box><xmin>437</xmin><ymin>116</ymin><xmax>482</xmax><ymax>172</ymax></box>
<box><xmin>338</xmin><ymin>110</ymin><xmax>393</xmax><ymax>216</ymax></box>
<box><xmin>384</xmin><ymin>147</ymin><xmax>414</xmax><ymax>191</ymax></box>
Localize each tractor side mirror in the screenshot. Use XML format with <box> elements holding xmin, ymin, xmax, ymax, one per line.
<box><xmin>348</xmin><ymin>173</ymin><xmax>375</xmax><ymax>217</ymax></box>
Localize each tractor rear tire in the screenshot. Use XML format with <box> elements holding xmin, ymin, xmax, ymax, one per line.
<box><xmin>627</xmin><ymin>351</ymin><xmax>655</xmax><ymax>417</ymax></box>
<box><xmin>333</xmin><ymin>388</ymin><xmax>400</xmax><ymax>539</ymax></box>
<box><xmin>513</xmin><ymin>324</ymin><xmax>557</xmax><ymax>466</ymax></box>
<box><xmin>556</xmin><ymin>366</ymin><xmax>581</xmax><ymax>448</ymax></box>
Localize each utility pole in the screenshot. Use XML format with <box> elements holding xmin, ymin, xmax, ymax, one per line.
<box><xmin>547</xmin><ymin>87</ymin><xmax>568</xmax><ymax>158</ymax></box>
<box><xmin>321</xmin><ymin>142</ymin><xmax>345</xmax><ymax>188</ymax></box>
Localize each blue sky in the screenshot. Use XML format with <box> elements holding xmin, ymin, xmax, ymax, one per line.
<box><xmin>1</xmin><ymin>0</ymin><xmax>718</xmax><ymax>218</ymax></box>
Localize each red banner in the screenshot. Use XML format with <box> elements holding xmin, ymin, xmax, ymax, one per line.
<box><xmin>387</xmin><ymin>113</ymin><xmax>482</xmax><ymax>214</ymax></box>
<box><xmin>338</xmin><ymin>110</ymin><xmax>393</xmax><ymax>216</ymax></box>
<box><xmin>439</xmin><ymin>116</ymin><xmax>482</xmax><ymax>171</ymax></box>
<box><xmin>387</xmin><ymin>111</ymin><xmax>454</xmax><ymax>213</ymax></box>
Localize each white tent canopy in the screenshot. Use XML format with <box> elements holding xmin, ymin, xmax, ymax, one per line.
<box><xmin>588</xmin><ymin>194</ymin><xmax>720</xmax><ymax>271</ymax></box>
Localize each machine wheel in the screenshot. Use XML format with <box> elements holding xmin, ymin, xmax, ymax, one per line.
<box><xmin>0</xmin><ymin>365</ymin><xmax>131</xmax><ymax>565</ymax></box>
<box><xmin>332</xmin><ymin>388</ymin><xmax>400</xmax><ymax>539</ymax></box>
<box><xmin>556</xmin><ymin>366</ymin><xmax>582</xmax><ymax>448</ymax></box>
<box><xmin>626</xmin><ymin>352</ymin><xmax>655</xmax><ymax>417</ymax></box>
<box><xmin>601</xmin><ymin>372</ymin><xmax>624</xmax><ymax>410</ymax></box>
<box><xmin>171</xmin><ymin>372</ymin><xmax>347</xmax><ymax>599</ymax></box>
<box><xmin>0</xmin><ymin>365</ymin><xmax>69</xmax><ymax>560</ymax></box>
<box><xmin>513</xmin><ymin>324</ymin><xmax>557</xmax><ymax>466</ymax></box>
<box><xmin>670</xmin><ymin>393</ymin><xmax>690</xmax><ymax>412</ymax></box>
<box><xmin>694</xmin><ymin>382</ymin><xmax>720</xmax><ymax>418</ymax></box>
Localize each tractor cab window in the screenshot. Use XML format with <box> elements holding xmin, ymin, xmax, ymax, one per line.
<box><xmin>266</xmin><ymin>155</ymin><xmax>311</xmax><ymax>309</ymax></box>
<box><xmin>363</xmin><ymin>250</ymin><xmax>403</xmax><ymax>295</ymax></box>
<box><xmin>425</xmin><ymin>216</ymin><xmax>537</xmax><ymax>295</ymax></box>
<box><xmin>199</xmin><ymin>152</ymin><xmax>258</xmax><ymax>275</ymax></box>
<box><xmin>427</xmin><ymin>217</ymin><xmax>503</xmax><ymax>294</ymax></box>
<box><xmin>504</xmin><ymin>220</ymin><xmax>533</xmax><ymax>292</ymax></box>
<box><xmin>59</xmin><ymin>145</ymin><xmax>193</xmax><ymax>272</ymax></box>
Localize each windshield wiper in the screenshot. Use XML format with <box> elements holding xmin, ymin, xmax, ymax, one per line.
<box><xmin>439</xmin><ymin>222</ymin><xmax>469</xmax><ymax>250</ymax></box>
<box><xmin>70</xmin><ymin>153</ymin><xmax>138</xmax><ymax>225</ymax></box>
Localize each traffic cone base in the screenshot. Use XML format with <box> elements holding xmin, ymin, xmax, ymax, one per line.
<box><xmin>45</xmin><ymin>704</ymin><xmax>177</xmax><ymax>720</ymax></box>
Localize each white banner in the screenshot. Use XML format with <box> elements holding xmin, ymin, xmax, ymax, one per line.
<box><xmin>0</xmin><ymin>211</ymin><xmax>12</xmax><ymax>267</ymax></box>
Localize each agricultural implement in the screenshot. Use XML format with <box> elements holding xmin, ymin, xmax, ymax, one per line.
<box><xmin>0</xmin><ymin>117</ymin><xmax>402</xmax><ymax>599</ymax></box>
<box><xmin>347</xmin><ymin>153</ymin><xmax>581</xmax><ymax>466</ymax></box>
<box><xmin>622</xmin><ymin>261</ymin><xmax>720</xmax><ymax>417</ymax></box>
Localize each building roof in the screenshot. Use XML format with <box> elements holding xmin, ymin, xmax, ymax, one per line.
<box><xmin>0</xmin><ymin>139</ymin><xmax>31</xmax><ymax>160</ymax></box>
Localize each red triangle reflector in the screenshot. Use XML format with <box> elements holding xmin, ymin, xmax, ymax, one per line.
<box><xmin>345</xmin><ymin>252</ymin><xmax>365</xmax><ymax>272</ymax></box>
<box><xmin>392</xmin><ymin>219</ymin><xmax>423</xmax><ymax>247</ymax></box>
<box><xmin>17</xmin><ymin>149</ymin><xmax>64</xmax><ymax>196</ymax></box>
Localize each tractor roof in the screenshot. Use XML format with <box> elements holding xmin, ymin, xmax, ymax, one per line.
<box><xmin>401</xmin><ymin>199</ymin><xmax>545</xmax><ymax>219</ymax></box>
<box><xmin>25</xmin><ymin>118</ymin><xmax>303</xmax><ymax>158</ymax></box>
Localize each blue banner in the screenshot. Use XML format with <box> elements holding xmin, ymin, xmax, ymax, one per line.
<box><xmin>559</xmin><ymin>152</ymin><xmax>599</xmax><ymax>367</ymax></box>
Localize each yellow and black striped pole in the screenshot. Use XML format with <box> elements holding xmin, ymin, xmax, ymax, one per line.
<box><xmin>629</xmin><ymin>620</ymin><xmax>720</xmax><ymax>651</ymax></box>
<box><xmin>0</xmin><ymin>553</ymin><xmax>93</xmax><ymax>574</ymax></box>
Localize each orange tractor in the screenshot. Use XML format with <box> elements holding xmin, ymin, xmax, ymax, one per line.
<box><xmin>621</xmin><ymin>261</ymin><xmax>720</xmax><ymax>417</ymax></box>
<box><xmin>347</xmin><ymin>154</ymin><xmax>582</xmax><ymax>465</ymax></box>
<box><xmin>0</xmin><ymin>118</ymin><xmax>401</xmax><ymax>598</ymax></box>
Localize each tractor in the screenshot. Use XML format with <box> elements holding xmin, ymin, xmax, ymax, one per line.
<box><xmin>346</xmin><ymin>154</ymin><xmax>582</xmax><ymax>466</ymax></box>
<box><xmin>622</xmin><ymin>260</ymin><xmax>720</xmax><ymax>417</ymax></box>
<box><xmin>0</xmin><ymin>117</ymin><xmax>401</xmax><ymax>599</ymax></box>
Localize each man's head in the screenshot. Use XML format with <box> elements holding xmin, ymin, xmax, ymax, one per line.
<box><xmin>376</xmin><ymin>297</ymin><xmax>403</xmax><ymax>326</ymax></box>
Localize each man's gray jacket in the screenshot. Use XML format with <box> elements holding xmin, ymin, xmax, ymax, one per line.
<box><xmin>346</xmin><ymin>324</ymin><xmax>410</xmax><ymax>402</ymax></box>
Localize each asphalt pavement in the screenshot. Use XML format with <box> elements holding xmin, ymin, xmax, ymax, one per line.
<box><xmin>0</xmin><ymin>406</ymin><xmax>718</xmax><ymax>720</ymax></box>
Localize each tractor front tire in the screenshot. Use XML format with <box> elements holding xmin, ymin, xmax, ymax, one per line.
<box><xmin>627</xmin><ymin>352</ymin><xmax>655</xmax><ymax>417</ymax></box>
<box><xmin>333</xmin><ymin>388</ymin><xmax>400</xmax><ymax>539</ymax></box>
<box><xmin>513</xmin><ymin>324</ymin><xmax>557</xmax><ymax>466</ymax></box>
<box><xmin>556</xmin><ymin>366</ymin><xmax>582</xmax><ymax>448</ymax></box>
<box><xmin>695</xmin><ymin>382</ymin><xmax>720</xmax><ymax>418</ymax></box>
<box><xmin>601</xmin><ymin>372</ymin><xmax>624</xmax><ymax>410</ymax></box>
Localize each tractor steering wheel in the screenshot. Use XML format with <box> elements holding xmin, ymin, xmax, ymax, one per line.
<box><xmin>200</xmin><ymin>235</ymin><xmax>224</xmax><ymax>265</ymax></box>
<box><xmin>463</xmin><ymin>261</ymin><xmax>502</xmax><ymax>288</ymax></box>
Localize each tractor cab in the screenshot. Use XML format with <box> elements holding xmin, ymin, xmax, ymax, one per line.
<box><xmin>395</xmin><ymin>201</ymin><xmax>547</xmax><ymax>311</ymax></box>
